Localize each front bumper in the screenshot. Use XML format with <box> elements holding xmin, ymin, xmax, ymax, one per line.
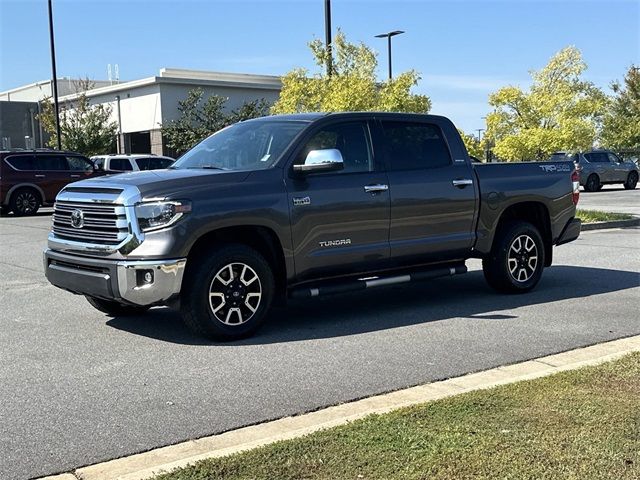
<box><xmin>44</xmin><ymin>249</ymin><xmax>186</xmax><ymax>306</ymax></box>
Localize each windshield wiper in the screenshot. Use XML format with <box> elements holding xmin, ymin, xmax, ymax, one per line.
<box><xmin>184</xmin><ymin>165</ymin><xmax>226</xmax><ymax>170</ymax></box>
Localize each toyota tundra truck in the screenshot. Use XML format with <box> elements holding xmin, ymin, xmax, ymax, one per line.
<box><xmin>43</xmin><ymin>113</ymin><xmax>582</xmax><ymax>340</ymax></box>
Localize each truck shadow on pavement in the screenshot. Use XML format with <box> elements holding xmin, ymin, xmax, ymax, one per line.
<box><xmin>106</xmin><ymin>265</ymin><xmax>640</xmax><ymax>345</ymax></box>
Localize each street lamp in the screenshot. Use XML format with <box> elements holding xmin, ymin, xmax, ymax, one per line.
<box><xmin>375</xmin><ymin>30</ymin><xmax>404</xmax><ymax>80</ymax></box>
<box><xmin>47</xmin><ymin>0</ymin><xmax>61</xmax><ymax>150</ymax></box>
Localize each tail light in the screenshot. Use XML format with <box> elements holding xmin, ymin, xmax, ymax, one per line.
<box><xmin>571</xmin><ymin>170</ymin><xmax>580</xmax><ymax>205</ymax></box>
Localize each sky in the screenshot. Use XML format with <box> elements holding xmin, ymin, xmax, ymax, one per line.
<box><xmin>0</xmin><ymin>0</ymin><xmax>638</xmax><ymax>133</ymax></box>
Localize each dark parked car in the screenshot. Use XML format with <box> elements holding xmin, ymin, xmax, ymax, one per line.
<box><xmin>44</xmin><ymin>113</ymin><xmax>581</xmax><ymax>341</ymax></box>
<box><xmin>0</xmin><ymin>150</ymin><xmax>100</xmax><ymax>216</ymax></box>
<box><xmin>550</xmin><ymin>150</ymin><xmax>638</xmax><ymax>191</ymax></box>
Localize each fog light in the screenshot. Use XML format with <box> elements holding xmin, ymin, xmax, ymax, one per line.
<box><xmin>136</xmin><ymin>269</ymin><xmax>154</xmax><ymax>286</ymax></box>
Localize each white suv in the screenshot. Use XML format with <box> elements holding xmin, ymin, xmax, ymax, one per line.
<box><xmin>91</xmin><ymin>154</ymin><xmax>175</xmax><ymax>173</ymax></box>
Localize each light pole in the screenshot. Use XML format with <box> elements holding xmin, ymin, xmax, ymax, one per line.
<box><xmin>375</xmin><ymin>30</ymin><xmax>404</xmax><ymax>80</ymax></box>
<box><xmin>324</xmin><ymin>0</ymin><xmax>332</xmax><ymax>76</ymax></box>
<box><xmin>47</xmin><ymin>0</ymin><xmax>61</xmax><ymax>150</ymax></box>
<box><xmin>476</xmin><ymin>128</ymin><xmax>485</xmax><ymax>141</ymax></box>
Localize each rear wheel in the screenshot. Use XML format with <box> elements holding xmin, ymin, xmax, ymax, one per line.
<box><xmin>483</xmin><ymin>221</ymin><xmax>545</xmax><ymax>294</ymax></box>
<box><xmin>86</xmin><ymin>296</ymin><xmax>150</xmax><ymax>316</ymax></box>
<box><xmin>624</xmin><ymin>171</ymin><xmax>638</xmax><ymax>190</ymax></box>
<box><xmin>584</xmin><ymin>174</ymin><xmax>600</xmax><ymax>192</ymax></box>
<box><xmin>10</xmin><ymin>188</ymin><xmax>41</xmax><ymax>216</ymax></box>
<box><xmin>180</xmin><ymin>244</ymin><xmax>274</xmax><ymax>341</ymax></box>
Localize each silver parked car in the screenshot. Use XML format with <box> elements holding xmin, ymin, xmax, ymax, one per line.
<box><xmin>550</xmin><ymin>150</ymin><xmax>638</xmax><ymax>192</ymax></box>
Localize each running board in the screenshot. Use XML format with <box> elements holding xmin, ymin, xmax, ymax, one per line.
<box><xmin>289</xmin><ymin>263</ymin><xmax>467</xmax><ymax>299</ymax></box>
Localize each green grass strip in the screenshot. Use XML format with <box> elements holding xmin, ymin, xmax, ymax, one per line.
<box><xmin>155</xmin><ymin>353</ymin><xmax>640</xmax><ymax>480</ymax></box>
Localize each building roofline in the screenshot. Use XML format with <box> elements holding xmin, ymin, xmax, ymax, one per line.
<box><xmin>54</xmin><ymin>68</ymin><xmax>282</xmax><ymax>102</ymax></box>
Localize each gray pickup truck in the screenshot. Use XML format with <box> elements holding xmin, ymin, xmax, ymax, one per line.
<box><xmin>44</xmin><ymin>113</ymin><xmax>581</xmax><ymax>340</ymax></box>
<box><xmin>551</xmin><ymin>150</ymin><xmax>639</xmax><ymax>192</ymax></box>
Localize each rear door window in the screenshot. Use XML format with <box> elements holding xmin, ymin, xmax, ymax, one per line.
<box><xmin>381</xmin><ymin>122</ymin><xmax>452</xmax><ymax>170</ymax></box>
<box><xmin>584</xmin><ymin>152</ymin><xmax>608</xmax><ymax>163</ymax></box>
<box><xmin>109</xmin><ymin>158</ymin><xmax>133</xmax><ymax>171</ymax></box>
<box><xmin>35</xmin><ymin>155</ymin><xmax>68</xmax><ymax>170</ymax></box>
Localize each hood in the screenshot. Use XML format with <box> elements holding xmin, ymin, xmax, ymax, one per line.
<box><xmin>73</xmin><ymin>168</ymin><xmax>252</xmax><ymax>200</ymax></box>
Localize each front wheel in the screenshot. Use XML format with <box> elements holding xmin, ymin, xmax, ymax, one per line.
<box><xmin>584</xmin><ymin>174</ymin><xmax>600</xmax><ymax>192</ymax></box>
<box><xmin>86</xmin><ymin>296</ymin><xmax>150</xmax><ymax>316</ymax></box>
<box><xmin>180</xmin><ymin>244</ymin><xmax>274</xmax><ymax>341</ymax></box>
<box><xmin>624</xmin><ymin>171</ymin><xmax>638</xmax><ymax>190</ymax></box>
<box><xmin>483</xmin><ymin>221</ymin><xmax>546</xmax><ymax>294</ymax></box>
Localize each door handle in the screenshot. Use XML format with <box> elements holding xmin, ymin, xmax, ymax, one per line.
<box><xmin>34</xmin><ymin>174</ymin><xmax>46</xmax><ymax>178</ymax></box>
<box><xmin>70</xmin><ymin>174</ymin><xmax>81</xmax><ymax>178</ymax></box>
<box><xmin>364</xmin><ymin>184</ymin><xmax>389</xmax><ymax>193</ymax></box>
<box><xmin>452</xmin><ymin>179</ymin><xmax>473</xmax><ymax>187</ymax></box>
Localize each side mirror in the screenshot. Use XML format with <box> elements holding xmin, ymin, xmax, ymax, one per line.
<box><xmin>293</xmin><ymin>149</ymin><xmax>344</xmax><ymax>174</ymax></box>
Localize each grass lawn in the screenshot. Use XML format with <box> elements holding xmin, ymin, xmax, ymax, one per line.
<box><xmin>155</xmin><ymin>353</ymin><xmax>640</xmax><ymax>480</ymax></box>
<box><xmin>576</xmin><ymin>209</ymin><xmax>633</xmax><ymax>223</ymax></box>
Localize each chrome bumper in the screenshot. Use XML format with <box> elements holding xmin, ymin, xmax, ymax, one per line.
<box><xmin>44</xmin><ymin>249</ymin><xmax>186</xmax><ymax>306</ymax></box>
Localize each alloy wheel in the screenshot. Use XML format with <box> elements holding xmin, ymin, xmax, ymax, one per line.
<box><xmin>208</xmin><ymin>262</ymin><xmax>262</xmax><ymax>325</ymax></box>
<box><xmin>16</xmin><ymin>191</ymin><xmax>38</xmax><ymax>214</ymax></box>
<box><xmin>507</xmin><ymin>234</ymin><xmax>538</xmax><ymax>283</ymax></box>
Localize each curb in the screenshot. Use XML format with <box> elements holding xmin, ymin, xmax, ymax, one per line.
<box><xmin>581</xmin><ymin>216</ymin><xmax>640</xmax><ymax>231</ymax></box>
<box><xmin>38</xmin><ymin>335</ymin><xmax>640</xmax><ymax>480</ymax></box>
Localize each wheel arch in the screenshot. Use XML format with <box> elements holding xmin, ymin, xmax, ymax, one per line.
<box><xmin>4</xmin><ymin>183</ymin><xmax>45</xmax><ymax>206</ymax></box>
<box><xmin>185</xmin><ymin>225</ymin><xmax>288</xmax><ymax>302</ymax></box>
<box><xmin>490</xmin><ymin>201</ymin><xmax>553</xmax><ymax>267</ymax></box>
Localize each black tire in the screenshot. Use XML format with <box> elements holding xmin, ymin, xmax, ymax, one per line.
<box><xmin>180</xmin><ymin>244</ymin><xmax>274</xmax><ymax>341</ymax></box>
<box><xmin>584</xmin><ymin>174</ymin><xmax>600</xmax><ymax>192</ymax></box>
<box><xmin>482</xmin><ymin>221</ymin><xmax>546</xmax><ymax>294</ymax></box>
<box><xmin>86</xmin><ymin>296</ymin><xmax>150</xmax><ymax>316</ymax></box>
<box><xmin>624</xmin><ymin>171</ymin><xmax>638</xmax><ymax>190</ymax></box>
<box><xmin>10</xmin><ymin>187</ymin><xmax>41</xmax><ymax>216</ymax></box>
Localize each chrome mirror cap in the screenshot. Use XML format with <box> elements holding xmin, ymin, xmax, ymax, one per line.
<box><xmin>293</xmin><ymin>149</ymin><xmax>344</xmax><ymax>174</ymax></box>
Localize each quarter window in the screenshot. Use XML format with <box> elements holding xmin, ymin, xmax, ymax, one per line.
<box><xmin>381</xmin><ymin>122</ymin><xmax>452</xmax><ymax>170</ymax></box>
<box><xmin>298</xmin><ymin>122</ymin><xmax>372</xmax><ymax>173</ymax></box>
<box><xmin>5</xmin><ymin>155</ymin><xmax>36</xmax><ymax>170</ymax></box>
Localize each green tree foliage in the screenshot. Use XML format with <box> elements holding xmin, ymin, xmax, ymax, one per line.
<box><xmin>600</xmin><ymin>65</ymin><xmax>640</xmax><ymax>151</ymax></box>
<box><xmin>272</xmin><ymin>30</ymin><xmax>431</xmax><ymax>114</ymax></box>
<box><xmin>39</xmin><ymin>79</ymin><xmax>117</xmax><ymax>156</ymax></box>
<box><xmin>162</xmin><ymin>88</ymin><xmax>270</xmax><ymax>155</ymax></box>
<box><xmin>485</xmin><ymin>46</ymin><xmax>606</xmax><ymax>161</ymax></box>
<box><xmin>459</xmin><ymin>130</ymin><xmax>484</xmax><ymax>160</ymax></box>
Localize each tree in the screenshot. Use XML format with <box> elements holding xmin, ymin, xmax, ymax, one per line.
<box><xmin>272</xmin><ymin>30</ymin><xmax>431</xmax><ymax>114</ymax></box>
<box><xmin>600</xmin><ymin>65</ymin><xmax>640</xmax><ymax>151</ymax></box>
<box><xmin>161</xmin><ymin>89</ymin><xmax>270</xmax><ymax>155</ymax></box>
<box><xmin>459</xmin><ymin>130</ymin><xmax>484</xmax><ymax>160</ymax></box>
<box><xmin>485</xmin><ymin>46</ymin><xmax>606</xmax><ymax>161</ymax></box>
<box><xmin>39</xmin><ymin>78</ymin><xmax>117</xmax><ymax>156</ymax></box>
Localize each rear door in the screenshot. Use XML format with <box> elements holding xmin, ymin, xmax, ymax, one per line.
<box><xmin>584</xmin><ymin>152</ymin><xmax>610</xmax><ymax>182</ymax></box>
<box><xmin>286</xmin><ymin>120</ymin><xmax>390</xmax><ymax>281</ymax></box>
<box><xmin>380</xmin><ymin>119</ymin><xmax>477</xmax><ymax>264</ymax></box>
<box><xmin>34</xmin><ymin>154</ymin><xmax>70</xmax><ymax>203</ymax></box>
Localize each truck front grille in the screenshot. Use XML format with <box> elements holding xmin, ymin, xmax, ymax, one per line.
<box><xmin>52</xmin><ymin>201</ymin><xmax>129</xmax><ymax>245</ymax></box>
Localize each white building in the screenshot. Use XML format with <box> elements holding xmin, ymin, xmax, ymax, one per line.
<box><xmin>0</xmin><ymin>68</ymin><xmax>282</xmax><ymax>155</ymax></box>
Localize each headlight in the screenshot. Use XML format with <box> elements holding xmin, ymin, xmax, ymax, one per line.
<box><xmin>135</xmin><ymin>200</ymin><xmax>191</xmax><ymax>232</ymax></box>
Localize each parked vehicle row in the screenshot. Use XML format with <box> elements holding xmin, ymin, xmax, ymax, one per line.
<box><xmin>550</xmin><ymin>149</ymin><xmax>638</xmax><ymax>192</ymax></box>
<box><xmin>43</xmin><ymin>112</ymin><xmax>581</xmax><ymax>341</ymax></box>
<box><xmin>0</xmin><ymin>151</ymin><xmax>175</xmax><ymax>215</ymax></box>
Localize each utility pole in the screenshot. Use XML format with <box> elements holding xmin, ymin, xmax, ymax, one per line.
<box><xmin>324</xmin><ymin>0</ymin><xmax>332</xmax><ymax>76</ymax></box>
<box><xmin>47</xmin><ymin>0</ymin><xmax>62</xmax><ymax>150</ymax></box>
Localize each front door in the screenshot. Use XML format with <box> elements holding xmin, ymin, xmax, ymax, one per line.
<box><xmin>380</xmin><ymin>120</ymin><xmax>477</xmax><ymax>264</ymax></box>
<box><xmin>286</xmin><ymin>121</ymin><xmax>390</xmax><ymax>281</ymax></box>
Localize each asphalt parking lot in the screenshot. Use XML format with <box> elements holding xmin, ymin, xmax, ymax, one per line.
<box><xmin>578</xmin><ymin>184</ymin><xmax>640</xmax><ymax>215</ymax></box>
<box><xmin>0</xmin><ymin>211</ymin><xmax>639</xmax><ymax>480</ymax></box>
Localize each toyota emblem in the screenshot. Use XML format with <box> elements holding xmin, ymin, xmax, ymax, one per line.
<box><xmin>70</xmin><ymin>209</ymin><xmax>84</xmax><ymax>229</ymax></box>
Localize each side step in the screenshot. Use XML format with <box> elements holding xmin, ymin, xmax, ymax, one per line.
<box><xmin>289</xmin><ymin>263</ymin><xmax>467</xmax><ymax>299</ymax></box>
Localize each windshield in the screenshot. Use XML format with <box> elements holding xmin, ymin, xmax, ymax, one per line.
<box><xmin>172</xmin><ymin>120</ymin><xmax>307</xmax><ymax>171</ymax></box>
